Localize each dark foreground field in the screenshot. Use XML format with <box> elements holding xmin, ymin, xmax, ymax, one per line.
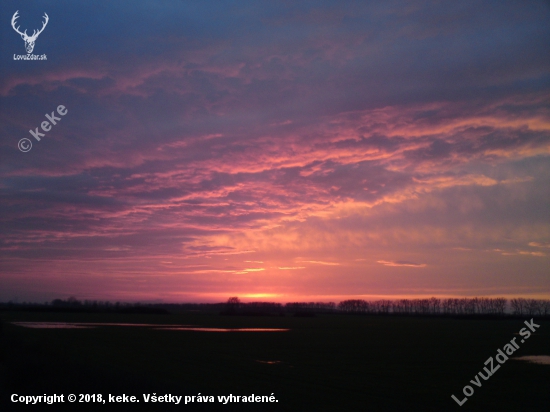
<box><xmin>1</xmin><ymin>311</ymin><xmax>549</xmax><ymax>411</ymax></box>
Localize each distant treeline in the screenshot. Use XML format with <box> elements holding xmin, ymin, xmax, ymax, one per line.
<box><xmin>223</xmin><ymin>297</ymin><xmax>550</xmax><ymax>317</ymax></box>
<box><xmin>334</xmin><ymin>298</ymin><xmax>550</xmax><ymax>316</ymax></box>
<box><xmin>339</xmin><ymin>298</ymin><xmax>509</xmax><ymax>315</ymax></box>
<box><xmin>1</xmin><ymin>297</ymin><xmax>549</xmax><ymax>317</ymax></box>
<box><xmin>0</xmin><ymin>298</ymin><xmax>169</xmax><ymax>314</ymax></box>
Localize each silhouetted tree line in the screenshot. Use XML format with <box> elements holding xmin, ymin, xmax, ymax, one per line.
<box><xmin>223</xmin><ymin>297</ymin><xmax>550</xmax><ymax>318</ymax></box>
<box><xmin>0</xmin><ymin>299</ymin><xmax>227</xmax><ymax>314</ymax></box>
<box><xmin>510</xmin><ymin>298</ymin><xmax>550</xmax><ymax>316</ymax></box>
<box><xmin>2</xmin><ymin>297</ymin><xmax>549</xmax><ymax>318</ymax></box>
<box><xmin>222</xmin><ymin>297</ymin><xmax>337</xmax><ymax>316</ymax></box>
<box><xmin>338</xmin><ymin>297</ymin><xmax>509</xmax><ymax>315</ymax></box>
<box><xmin>0</xmin><ymin>297</ymin><xmax>168</xmax><ymax>314</ymax></box>
<box><xmin>285</xmin><ymin>302</ymin><xmax>336</xmax><ymax>313</ymax></box>
<box><xmin>222</xmin><ymin>297</ymin><xmax>286</xmax><ymax>316</ymax></box>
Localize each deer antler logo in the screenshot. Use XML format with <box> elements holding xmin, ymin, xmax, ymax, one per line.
<box><xmin>11</xmin><ymin>10</ymin><xmax>49</xmax><ymax>54</ymax></box>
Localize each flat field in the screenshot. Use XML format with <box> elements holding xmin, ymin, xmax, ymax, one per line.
<box><xmin>1</xmin><ymin>311</ymin><xmax>549</xmax><ymax>411</ymax></box>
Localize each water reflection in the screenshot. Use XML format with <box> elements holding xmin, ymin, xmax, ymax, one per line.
<box><xmin>11</xmin><ymin>322</ymin><xmax>289</xmax><ymax>332</ymax></box>
<box><xmin>158</xmin><ymin>327</ymin><xmax>289</xmax><ymax>332</ymax></box>
<box><xmin>12</xmin><ymin>322</ymin><xmax>190</xmax><ymax>329</ymax></box>
<box><xmin>11</xmin><ymin>322</ymin><xmax>95</xmax><ymax>329</ymax></box>
<box><xmin>86</xmin><ymin>323</ymin><xmax>191</xmax><ymax>327</ymax></box>
<box><xmin>513</xmin><ymin>355</ymin><xmax>550</xmax><ymax>365</ymax></box>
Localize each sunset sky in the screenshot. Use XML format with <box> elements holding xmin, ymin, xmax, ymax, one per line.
<box><xmin>1</xmin><ymin>1</ymin><xmax>549</xmax><ymax>303</ymax></box>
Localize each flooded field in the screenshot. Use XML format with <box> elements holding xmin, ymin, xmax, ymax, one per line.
<box><xmin>12</xmin><ymin>322</ymin><xmax>289</xmax><ymax>332</ymax></box>
<box><xmin>1</xmin><ymin>312</ymin><xmax>549</xmax><ymax>411</ymax></box>
<box><xmin>513</xmin><ymin>355</ymin><xmax>550</xmax><ymax>365</ymax></box>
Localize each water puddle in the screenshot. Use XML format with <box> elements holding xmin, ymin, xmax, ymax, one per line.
<box><xmin>11</xmin><ymin>322</ymin><xmax>95</xmax><ymax>329</ymax></box>
<box><xmin>513</xmin><ymin>356</ymin><xmax>550</xmax><ymax>365</ymax></box>
<box><xmin>86</xmin><ymin>323</ymin><xmax>191</xmax><ymax>327</ymax></box>
<box><xmin>11</xmin><ymin>322</ymin><xmax>289</xmax><ymax>332</ymax></box>
<box><xmin>158</xmin><ymin>327</ymin><xmax>289</xmax><ymax>332</ymax></box>
<box><xmin>11</xmin><ymin>322</ymin><xmax>190</xmax><ymax>329</ymax></box>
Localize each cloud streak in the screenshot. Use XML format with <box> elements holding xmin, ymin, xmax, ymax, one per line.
<box><xmin>377</xmin><ymin>260</ymin><xmax>427</xmax><ymax>268</ymax></box>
